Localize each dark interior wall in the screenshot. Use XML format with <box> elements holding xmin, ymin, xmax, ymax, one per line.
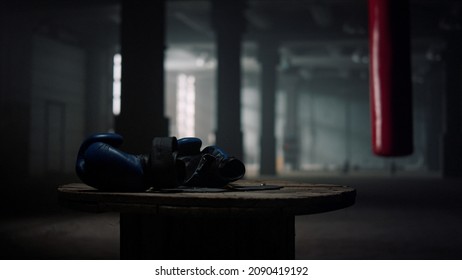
<box><xmin>0</xmin><ymin>3</ymin><xmax>118</xmax><ymax>218</ymax></box>
<box><xmin>1</xmin><ymin>3</ymin><xmax>117</xmax><ymax>180</ymax></box>
<box><xmin>29</xmin><ymin>35</ymin><xmax>86</xmax><ymax>175</ymax></box>
<box><xmin>0</xmin><ymin>7</ymin><xmax>34</xmax><ymax>178</ymax></box>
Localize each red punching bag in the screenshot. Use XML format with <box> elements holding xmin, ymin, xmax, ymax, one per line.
<box><xmin>368</xmin><ymin>0</ymin><xmax>413</xmax><ymax>156</ymax></box>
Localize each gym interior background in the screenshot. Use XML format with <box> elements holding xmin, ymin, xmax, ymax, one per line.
<box><xmin>1</xmin><ymin>0</ymin><xmax>462</xmax><ymax>259</ymax></box>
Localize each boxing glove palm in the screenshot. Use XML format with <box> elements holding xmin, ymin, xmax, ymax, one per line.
<box><xmin>76</xmin><ymin>133</ymin><xmax>146</xmax><ymax>191</ymax></box>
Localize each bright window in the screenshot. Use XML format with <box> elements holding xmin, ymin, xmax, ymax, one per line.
<box><xmin>176</xmin><ymin>74</ymin><xmax>195</xmax><ymax>138</ymax></box>
<box><xmin>113</xmin><ymin>53</ymin><xmax>122</xmax><ymax>116</ymax></box>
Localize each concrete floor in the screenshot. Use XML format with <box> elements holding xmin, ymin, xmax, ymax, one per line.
<box><xmin>295</xmin><ymin>174</ymin><xmax>462</xmax><ymax>259</ymax></box>
<box><xmin>1</xmin><ymin>173</ymin><xmax>462</xmax><ymax>259</ymax></box>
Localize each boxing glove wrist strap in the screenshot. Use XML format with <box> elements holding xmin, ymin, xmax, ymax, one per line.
<box><xmin>146</xmin><ymin>137</ymin><xmax>185</xmax><ymax>189</ymax></box>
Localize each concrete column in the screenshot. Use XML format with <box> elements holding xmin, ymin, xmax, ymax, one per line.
<box><xmin>343</xmin><ymin>83</ymin><xmax>352</xmax><ymax>174</ymax></box>
<box><xmin>258</xmin><ymin>39</ymin><xmax>279</xmax><ymax>175</ymax></box>
<box><xmin>212</xmin><ymin>0</ymin><xmax>245</xmax><ymax>160</ymax></box>
<box><xmin>116</xmin><ymin>0</ymin><xmax>168</xmax><ymax>154</ymax></box>
<box><xmin>441</xmin><ymin>31</ymin><xmax>462</xmax><ymax>177</ymax></box>
<box><xmin>283</xmin><ymin>78</ymin><xmax>300</xmax><ymax>171</ymax></box>
<box><xmin>424</xmin><ymin>64</ymin><xmax>444</xmax><ymax>171</ymax></box>
<box><xmin>84</xmin><ymin>47</ymin><xmax>114</xmax><ymax>135</ymax></box>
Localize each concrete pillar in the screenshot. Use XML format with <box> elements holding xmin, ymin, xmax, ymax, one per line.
<box><xmin>116</xmin><ymin>0</ymin><xmax>168</xmax><ymax>154</ymax></box>
<box><xmin>258</xmin><ymin>39</ymin><xmax>279</xmax><ymax>175</ymax></box>
<box><xmin>283</xmin><ymin>78</ymin><xmax>300</xmax><ymax>171</ymax></box>
<box><xmin>424</xmin><ymin>64</ymin><xmax>444</xmax><ymax>171</ymax></box>
<box><xmin>212</xmin><ymin>0</ymin><xmax>245</xmax><ymax>160</ymax></box>
<box><xmin>343</xmin><ymin>83</ymin><xmax>352</xmax><ymax>174</ymax></box>
<box><xmin>441</xmin><ymin>31</ymin><xmax>462</xmax><ymax>177</ymax></box>
<box><xmin>84</xmin><ymin>47</ymin><xmax>115</xmax><ymax>136</ymax></box>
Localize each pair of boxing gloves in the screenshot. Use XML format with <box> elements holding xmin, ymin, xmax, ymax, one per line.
<box><xmin>76</xmin><ymin>133</ymin><xmax>245</xmax><ymax>191</ymax></box>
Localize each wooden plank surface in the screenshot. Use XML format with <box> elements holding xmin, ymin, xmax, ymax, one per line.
<box><xmin>58</xmin><ymin>179</ymin><xmax>356</xmax><ymax>216</ymax></box>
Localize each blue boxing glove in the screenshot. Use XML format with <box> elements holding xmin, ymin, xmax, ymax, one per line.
<box><xmin>177</xmin><ymin>138</ymin><xmax>245</xmax><ymax>188</ymax></box>
<box><xmin>76</xmin><ymin>133</ymin><xmax>185</xmax><ymax>191</ymax></box>
<box><xmin>76</xmin><ymin>133</ymin><xmax>147</xmax><ymax>191</ymax></box>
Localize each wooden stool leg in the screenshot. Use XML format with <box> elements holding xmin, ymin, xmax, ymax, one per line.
<box><xmin>120</xmin><ymin>213</ymin><xmax>295</xmax><ymax>259</ymax></box>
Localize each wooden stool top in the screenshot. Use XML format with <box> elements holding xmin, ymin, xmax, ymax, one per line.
<box><xmin>58</xmin><ymin>179</ymin><xmax>356</xmax><ymax>217</ymax></box>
